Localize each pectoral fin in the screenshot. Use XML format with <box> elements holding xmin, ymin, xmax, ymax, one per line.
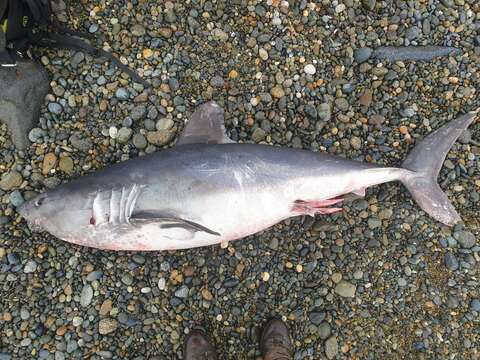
<box><xmin>130</xmin><ymin>211</ymin><xmax>221</xmax><ymax>236</ymax></box>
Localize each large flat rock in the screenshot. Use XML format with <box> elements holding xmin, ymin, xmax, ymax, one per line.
<box><xmin>0</xmin><ymin>60</ymin><xmax>50</xmax><ymax>149</ymax></box>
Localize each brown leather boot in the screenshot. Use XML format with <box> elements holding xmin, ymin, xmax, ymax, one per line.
<box><xmin>184</xmin><ymin>329</ymin><xmax>218</xmax><ymax>360</ymax></box>
<box><xmin>260</xmin><ymin>319</ymin><xmax>293</xmax><ymax>360</ymax></box>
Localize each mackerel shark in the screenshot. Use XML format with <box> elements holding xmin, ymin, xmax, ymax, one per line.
<box><xmin>18</xmin><ymin>102</ymin><xmax>477</xmax><ymax>251</ymax></box>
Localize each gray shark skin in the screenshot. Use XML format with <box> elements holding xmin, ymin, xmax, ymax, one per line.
<box><xmin>18</xmin><ymin>102</ymin><xmax>477</xmax><ymax>251</ymax></box>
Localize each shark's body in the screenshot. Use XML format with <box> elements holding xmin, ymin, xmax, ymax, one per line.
<box><xmin>18</xmin><ymin>102</ymin><xmax>477</xmax><ymax>251</ymax></box>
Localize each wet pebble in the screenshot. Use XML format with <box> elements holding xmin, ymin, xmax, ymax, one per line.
<box><xmin>23</xmin><ymin>260</ymin><xmax>37</xmax><ymax>273</ymax></box>
<box><xmin>80</xmin><ymin>284</ymin><xmax>93</xmax><ymax>307</ymax></box>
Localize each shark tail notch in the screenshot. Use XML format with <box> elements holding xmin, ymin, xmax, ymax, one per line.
<box><xmin>400</xmin><ymin>110</ymin><xmax>477</xmax><ymax>226</ymax></box>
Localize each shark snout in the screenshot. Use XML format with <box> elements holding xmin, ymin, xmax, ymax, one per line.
<box><xmin>16</xmin><ymin>201</ymin><xmax>28</xmax><ymax>219</ymax></box>
<box><xmin>17</xmin><ymin>200</ymin><xmax>44</xmax><ymax>232</ymax></box>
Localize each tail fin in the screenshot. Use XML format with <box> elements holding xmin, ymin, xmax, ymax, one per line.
<box><xmin>401</xmin><ymin>110</ymin><xmax>477</xmax><ymax>226</ymax></box>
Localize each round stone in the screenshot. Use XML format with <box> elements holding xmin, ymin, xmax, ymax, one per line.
<box><xmin>334</xmin><ymin>280</ymin><xmax>356</xmax><ymax>298</ymax></box>
<box><xmin>304</xmin><ymin>64</ymin><xmax>316</xmax><ymax>75</ymax></box>
<box><xmin>23</xmin><ymin>260</ymin><xmax>37</xmax><ymax>273</ymax></box>
<box><xmin>133</xmin><ymin>133</ymin><xmax>147</xmax><ymax>149</ymax></box>
<box><xmin>80</xmin><ymin>284</ymin><xmax>93</xmax><ymax>307</ymax></box>
<box><xmin>99</xmin><ymin>318</ymin><xmax>118</xmax><ymax>335</ymax></box>
<box><xmin>48</xmin><ymin>102</ymin><xmax>63</xmax><ymax>115</ymax></box>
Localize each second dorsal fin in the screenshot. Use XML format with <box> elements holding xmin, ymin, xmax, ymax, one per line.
<box><xmin>176</xmin><ymin>101</ymin><xmax>234</xmax><ymax>145</ymax></box>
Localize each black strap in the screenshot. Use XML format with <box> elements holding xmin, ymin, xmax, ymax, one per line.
<box><xmin>0</xmin><ymin>0</ymin><xmax>7</xmax><ymax>21</ymax></box>
<box><xmin>23</xmin><ymin>0</ymin><xmax>50</xmax><ymax>24</ymax></box>
<box><xmin>0</xmin><ymin>0</ymin><xmax>149</xmax><ymax>86</ymax></box>
<box><xmin>28</xmin><ymin>31</ymin><xmax>150</xmax><ymax>87</ymax></box>
<box><xmin>24</xmin><ymin>0</ymin><xmax>42</xmax><ymax>22</ymax></box>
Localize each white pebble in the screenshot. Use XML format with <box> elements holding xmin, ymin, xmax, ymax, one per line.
<box><xmin>304</xmin><ymin>64</ymin><xmax>316</xmax><ymax>75</ymax></box>
<box><xmin>259</xmin><ymin>48</ymin><xmax>269</xmax><ymax>61</ymax></box>
<box><xmin>158</xmin><ymin>278</ymin><xmax>166</xmax><ymax>291</ymax></box>
<box><xmin>72</xmin><ymin>316</ymin><xmax>83</xmax><ymax>327</ymax></box>
<box><xmin>23</xmin><ymin>260</ymin><xmax>37</xmax><ymax>274</ymax></box>
<box><xmin>335</xmin><ymin>4</ymin><xmax>346</xmax><ymax>13</ymax></box>
<box><xmin>109</xmin><ymin>126</ymin><xmax>118</xmax><ymax>139</ymax></box>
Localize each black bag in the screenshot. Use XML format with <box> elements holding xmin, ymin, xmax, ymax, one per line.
<box><xmin>0</xmin><ymin>0</ymin><xmax>148</xmax><ymax>86</ymax></box>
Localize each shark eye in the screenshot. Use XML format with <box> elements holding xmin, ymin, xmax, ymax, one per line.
<box><xmin>35</xmin><ymin>196</ymin><xmax>45</xmax><ymax>207</ymax></box>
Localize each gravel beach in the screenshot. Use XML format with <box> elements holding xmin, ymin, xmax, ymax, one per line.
<box><xmin>1</xmin><ymin>1</ymin><xmax>479</xmax><ymax>359</ymax></box>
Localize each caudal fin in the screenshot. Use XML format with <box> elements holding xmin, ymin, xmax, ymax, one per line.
<box><xmin>401</xmin><ymin>110</ymin><xmax>477</xmax><ymax>226</ymax></box>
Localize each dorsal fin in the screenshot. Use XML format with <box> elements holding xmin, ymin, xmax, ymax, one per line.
<box><xmin>176</xmin><ymin>101</ymin><xmax>234</xmax><ymax>145</ymax></box>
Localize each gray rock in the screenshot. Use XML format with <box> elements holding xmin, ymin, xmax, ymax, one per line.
<box><xmin>69</xmin><ymin>133</ymin><xmax>92</xmax><ymax>152</ymax></box>
<box><xmin>354</xmin><ymin>47</ymin><xmax>373</xmax><ymax>63</ymax></box>
<box><xmin>334</xmin><ymin>280</ymin><xmax>356</xmax><ymax>298</ymax></box>
<box><xmin>66</xmin><ymin>340</ymin><xmax>78</xmax><ymax>353</ymax></box>
<box><xmin>325</xmin><ymin>336</ymin><xmax>339</xmax><ymax>359</ymax></box>
<box><xmin>400</xmin><ymin>107</ymin><xmax>416</xmax><ymax>118</ymax></box>
<box><xmin>156</xmin><ymin>118</ymin><xmax>174</xmax><ymax>131</ymax></box>
<box><xmin>133</xmin><ymin>133</ymin><xmax>147</xmax><ymax>149</ymax></box>
<box><xmin>48</xmin><ymin>102</ymin><xmax>63</xmax><ymax>115</ymax></box>
<box><xmin>212</xmin><ymin>28</ymin><xmax>229</xmax><ymax>41</ymax></box>
<box><xmin>309</xmin><ymin>311</ymin><xmax>326</xmax><ymax>325</ymax></box>
<box><xmin>0</xmin><ymin>60</ymin><xmax>50</xmax><ymax>149</ymax></box>
<box><xmin>89</xmin><ymin>24</ymin><xmax>99</xmax><ymax>33</ymax></box>
<box><xmin>0</xmin><ymin>355</ymin><xmax>11</xmax><ymax>360</ymax></box>
<box><xmin>131</xmin><ymin>24</ymin><xmax>146</xmax><ymax>37</ymax></box>
<box><xmin>445</xmin><ymin>252</ymin><xmax>459</xmax><ymax>271</ymax></box>
<box><xmin>318</xmin><ymin>322</ymin><xmax>331</xmax><ymax>340</ymax></box>
<box><xmin>269</xmin><ymin>237</ymin><xmax>279</xmax><ymax>250</ymax></box>
<box><xmin>86</xmin><ymin>271</ymin><xmax>102</xmax><ymax>282</ymax></box>
<box><xmin>470</xmin><ymin>299</ymin><xmax>480</xmax><ymax>312</ymax></box>
<box><xmin>317</xmin><ymin>103</ymin><xmax>331</xmax><ymax>121</ymax></box>
<box><xmin>252</xmin><ymin>128</ymin><xmax>266</xmax><ymax>142</ymax></box>
<box><xmin>453</xmin><ymin>230</ymin><xmax>476</xmax><ymax>249</ymax></box>
<box><xmin>334</xmin><ymin>98</ymin><xmax>349</xmax><ymax>111</ymax></box>
<box><xmin>175</xmin><ymin>285</ymin><xmax>189</xmax><ymax>298</ymax></box>
<box><xmin>406</xmin><ymin>26</ymin><xmax>421</xmax><ymax>41</ymax></box>
<box><xmin>210</xmin><ymin>75</ymin><xmax>224</xmax><ymax>88</ymax></box>
<box><xmin>121</xmin><ymin>274</ymin><xmax>133</xmax><ymax>286</ymax></box>
<box><xmin>147</xmin><ymin>129</ymin><xmax>175</xmax><ymax>146</ymax></box>
<box><xmin>117</xmin><ymin>127</ymin><xmax>132</xmax><ymax>143</ymax></box>
<box><xmin>362</xmin><ymin>0</ymin><xmax>376</xmax><ymax>11</ymax></box>
<box><xmin>80</xmin><ymin>284</ymin><xmax>93</xmax><ymax>307</ymax></box>
<box><xmin>97</xmin><ymin>75</ymin><xmax>106</xmax><ymax>86</ymax></box>
<box><xmin>9</xmin><ymin>190</ymin><xmax>25</xmax><ymax>207</ymax></box>
<box><xmin>115</xmin><ymin>88</ymin><xmax>129</xmax><ymax>100</ymax></box>
<box><xmin>0</xmin><ymin>171</ymin><xmax>22</xmax><ymax>191</ymax></box>
<box><xmin>131</xmin><ymin>105</ymin><xmax>147</xmax><ymax>121</ymax></box>
<box><xmin>304</xmin><ymin>104</ymin><xmax>317</xmax><ymax>119</ymax></box>
<box><xmin>24</xmin><ymin>260</ymin><xmax>37</xmax><ymax>273</ymax></box>
<box><xmin>99</xmin><ymin>318</ymin><xmax>118</xmax><ymax>335</ymax></box>
<box><xmin>368</xmin><ymin>217</ymin><xmax>381</xmax><ymax>229</ymax></box>
<box><xmin>165</xmin><ymin>9</ymin><xmax>177</xmax><ymax>23</ymax></box>
<box><xmin>20</xmin><ymin>308</ymin><xmax>30</xmax><ymax>320</ymax></box>
<box><xmin>28</xmin><ymin>127</ymin><xmax>46</xmax><ymax>142</ymax></box>
<box><xmin>70</xmin><ymin>52</ymin><xmax>85</xmax><ymax>68</ymax></box>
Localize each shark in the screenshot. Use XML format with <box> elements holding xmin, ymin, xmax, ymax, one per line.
<box><xmin>18</xmin><ymin>102</ymin><xmax>477</xmax><ymax>251</ymax></box>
